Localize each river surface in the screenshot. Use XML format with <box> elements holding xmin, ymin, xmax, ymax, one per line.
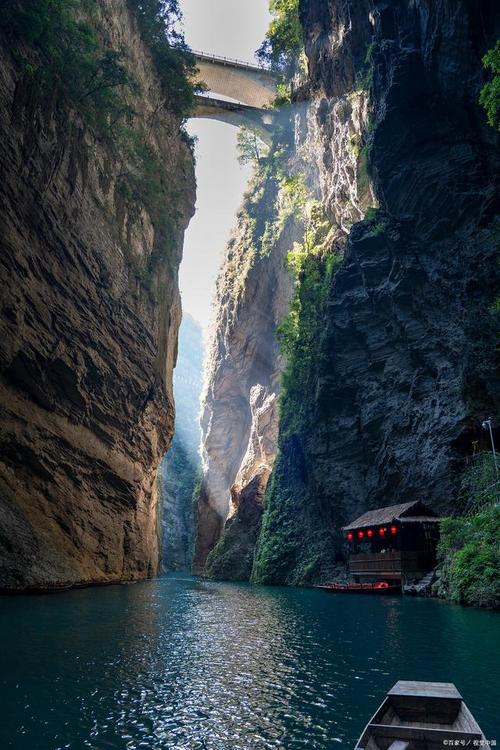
<box><xmin>0</xmin><ymin>575</ymin><xmax>498</xmax><ymax>749</ymax></box>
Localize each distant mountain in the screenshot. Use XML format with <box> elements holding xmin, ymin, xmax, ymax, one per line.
<box><xmin>159</xmin><ymin>314</ymin><xmax>204</xmax><ymax>571</ymax></box>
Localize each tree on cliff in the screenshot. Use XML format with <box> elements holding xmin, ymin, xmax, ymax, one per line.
<box><xmin>480</xmin><ymin>40</ymin><xmax>500</xmax><ymax>130</ymax></box>
<box><xmin>256</xmin><ymin>0</ymin><xmax>302</xmax><ymax>76</ymax></box>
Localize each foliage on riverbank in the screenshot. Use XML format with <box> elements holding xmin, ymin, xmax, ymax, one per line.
<box><xmin>436</xmin><ymin>505</ymin><xmax>500</xmax><ymax>609</ymax></box>
<box><xmin>435</xmin><ymin>454</ymin><xmax>499</xmax><ymax>609</ymax></box>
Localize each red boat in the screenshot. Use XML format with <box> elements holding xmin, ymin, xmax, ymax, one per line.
<box><xmin>315</xmin><ymin>581</ymin><xmax>401</xmax><ymax>595</ymax></box>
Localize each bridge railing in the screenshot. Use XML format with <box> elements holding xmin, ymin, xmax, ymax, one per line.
<box><xmin>191</xmin><ymin>49</ymin><xmax>273</xmax><ymax>73</ymax></box>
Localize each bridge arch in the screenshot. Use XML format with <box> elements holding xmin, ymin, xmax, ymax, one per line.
<box><xmin>190</xmin><ymin>52</ymin><xmax>277</xmax><ymax>142</ymax></box>
<box><xmin>193</xmin><ymin>96</ymin><xmax>274</xmax><ymax>144</ymax></box>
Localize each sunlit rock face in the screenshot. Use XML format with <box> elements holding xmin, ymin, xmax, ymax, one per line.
<box><xmin>159</xmin><ymin>315</ymin><xmax>203</xmax><ymax>571</ymax></box>
<box><xmin>252</xmin><ymin>0</ymin><xmax>500</xmax><ymax>584</ymax></box>
<box><xmin>0</xmin><ymin>1</ymin><xmax>195</xmax><ymax>589</ymax></box>
<box><xmin>193</xmin><ymin>174</ymin><xmax>296</xmax><ymax>576</ymax></box>
<box><xmin>203</xmin><ymin>385</ymin><xmax>278</xmax><ymax>580</ymax></box>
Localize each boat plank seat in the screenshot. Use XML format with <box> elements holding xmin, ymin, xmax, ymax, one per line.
<box><xmin>388</xmin><ymin>681</ymin><xmax>461</xmax><ymax>700</ymax></box>
<box><xmin>369</xmin><ymin>723</ymin><xmax>483</xmax><ymax>743</ymax></box>
<box><xmin>388</xmin><ymin>681</ymin><xmax>462</xmax><ymax>724</ymax></box>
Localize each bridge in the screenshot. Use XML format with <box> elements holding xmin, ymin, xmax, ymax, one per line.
<box><xmin>193</xmin><ymin>95</ymin><xmax>275</xmax><ymax>144</ymax></box>
<box><xmin>191</xmin><ymin>51</ymin><xmax>278</xmax><ymax>140</ymax></box>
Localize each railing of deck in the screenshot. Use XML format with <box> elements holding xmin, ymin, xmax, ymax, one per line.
<box><xmin>191</xmin><ymin>50</ymin><xmax>271</xmax><ymax>72</ymax></box>
<box><xmin>349</xmin><ymin>551</ymin><xmax>436</xmax><ymax>575</ymax></box>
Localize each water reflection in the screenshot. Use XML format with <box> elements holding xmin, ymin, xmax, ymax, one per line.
<box><xmin>0</xmin><ymin>576</ymin><xmax>498</xmax><ymax>749</ymax></box>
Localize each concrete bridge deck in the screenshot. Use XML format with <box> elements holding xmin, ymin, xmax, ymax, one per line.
<box><xmin>192</xmin><ymin>50</ymin><xmax>277</xmax><ymax>110</ymax></box>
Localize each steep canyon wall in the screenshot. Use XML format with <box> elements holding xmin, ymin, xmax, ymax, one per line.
<box><xmin>159</xmin><ymin>314</ymin><xmax>203</xmax><ymax>571</ymax></box>
<box><xmin>254</xmin><ymin>0</ymin><xmax>500</xmax><ymax>584</ymax></box>
<box><xmin>0</xmin><ymin>0</ymin><xmax>195</xmax><ymax>589</ymax></box>
<box><xmin>193</xmin><ymin>171</ymin><xmax>295</xmax><ymax>577</ymax></box>
<box><xmin>198</xmin><ymin>0</ymin><xmax>499</xmax><ymax>583</ymax></box>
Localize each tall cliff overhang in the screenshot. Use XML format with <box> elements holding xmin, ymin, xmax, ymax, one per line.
<box><xmin>0</xmin><ymin>1</ymin><xmax>195</xmax><ymax>590</ymax></box>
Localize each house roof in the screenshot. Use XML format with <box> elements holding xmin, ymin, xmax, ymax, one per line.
<box><xmin>399</xmin><ymin>516</ymin><xmax>442</xmax><ymax>524</ymax></box>
<box><xmin>342</xmin><ymin>501</ymin><xmax>439</xmax><ymax>531</ymax></box>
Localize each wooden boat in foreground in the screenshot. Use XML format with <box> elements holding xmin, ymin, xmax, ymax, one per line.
<box><xmin>315</xmin><ymin>581</ymin><xmax>401</xmax><ymax>595</ymax></box>
<box><xmin>355</xmin><ymin>681</ymin><xmax>486</xmax><ymax>749</ymax></box>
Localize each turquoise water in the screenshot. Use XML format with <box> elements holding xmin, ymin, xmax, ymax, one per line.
<box><xmin>0</xmin><ymin>575</ymin><xmax>498</xmax><ymax>749</ymax></box>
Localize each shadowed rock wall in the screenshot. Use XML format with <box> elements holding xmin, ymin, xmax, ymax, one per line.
<box><xmin>159</xmin><ymin>314</ymin><xmax>203</xmax><ymax>571</ymax></box>
<box><xmin>252</xmin><ymin>0</ymin><xmax>499</xmax><ymax>584</ymax></box>
<box><xmin>0</xmin><ymin>0</ymin><xmax>195</xmax><ymax>590</ymax></box>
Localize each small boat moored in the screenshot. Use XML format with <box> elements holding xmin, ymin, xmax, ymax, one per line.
<box><xmin>355</xmin><ymin>680</ymin><xmax>486</xmax><ymax>749</ymax></box>
<box><xmin>315</xmin><ymin>581</ymin><xmax>401</xmax><ymax>595</ymax></box>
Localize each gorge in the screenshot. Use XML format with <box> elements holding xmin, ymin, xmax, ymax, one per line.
<box><xmin>159</xmin><ymin>313</ymin><xmax>203</xmax><ymax>571</ymax></box>
<box><xmin>0</xmin><ymin>0</ymin><xmax>499</xmax><ymax>746</ymax></box>
<box><xmin>0</xmin><ymin>0</ymin><xmax>498</xmax><ymax>598</ymax></box>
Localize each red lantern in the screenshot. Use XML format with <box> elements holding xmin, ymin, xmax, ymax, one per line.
<box><xmin>367</xmin><ymin>529</ymin><xmax>373</xmax><ymax>538</ymax></box>
<box><xmin>347</xmin><ymin>532</ymin><xmax>353</xmax><ymax>541</ymax></box>
<box><xmin>390</xmin><ymin>525</ymin><xmax>397</xmax><ymax>535</ymax></box>
<box><xmin>379</xmin><ymin>527</ymin><xmax>386</xmax><ymax>536</ymax></box>
<box><xmin>358</xmin><ymin>530</ymin><xmax>364</xmax><ymax>539</ymax></box>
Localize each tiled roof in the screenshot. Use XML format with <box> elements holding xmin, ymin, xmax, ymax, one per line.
<box><xmin>399</xmin><ymin>516</ymin><xmax>441</xmax><ymax>524</ymax></box>
<box><xmin>342</xmin><ymin>501</ymin><xmax>438</xmax><ymax>530</ymax></box>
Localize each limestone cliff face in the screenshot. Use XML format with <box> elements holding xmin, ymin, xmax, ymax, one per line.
<box><xmin>196</xmin><ymin>0</ymin><xmax>499</xmax><ymax>584</ymax></box>
<box><xmin>159</xmin><ymin>314</ymin><xmax>203</xmax><ymax>571</ymax></box>
<box><xmin>193</xmin><ymin>173</ymin><xmax>295</xmax><ymax>577</ymax></box>
<box><xmin>252</xmin><ymin>0</ymin><xmax>500</xmax><ymax>584</ymax></box>
<box><xmin>0</xmin><ymin>1</ymin><xmax>195</xmax><ymax>589</ymax></box>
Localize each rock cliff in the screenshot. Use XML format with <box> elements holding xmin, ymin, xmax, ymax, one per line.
<box><xmin>0</xmin><ymin>0</ymin><xmax>195</xmax><ymax>589</ymax></box>
<box><xmin>253</xmin><ymin>0</ymin><xmax>499</xmax><ymax>584</ymax></box>
<box><xmin>193</xmin><ymin>171</ymin><xmax>295</xmax><ymax>577</ymax></box>
<box><xmin>159</xmin><ymin>314</ymin><xmax>203</xmax><ymax>571</ymax></box>
<box><xmin>197</xmin><ymin>0</ymin><xmax>499</xmax><ymax>583</ymax></box>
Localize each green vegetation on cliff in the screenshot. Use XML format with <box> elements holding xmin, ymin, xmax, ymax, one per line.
<box><xmin>436</xmin><ymin>454</ymin><xmax>499</xmax><ymax>609</ymax></box>
<box><xmin>257</xmin><ymin>0</ymin><xmax>302</xmax><ymax>75</ymax></box>
<box><xmin>1</xmin><ymin>0</ymin><xmax>132</xmax><ymax>136</ymax></box>
<box><xmin>129</xmin><ymin>0</ymin><xmax>196</xmax><ymax>116</ymax></box>
<box><xmin>437</xmin><ymin>506</ymin><xmax>499</xmax><ymax>609</ymax></box>
<box><xmin>251</xmin><ymin>176</ymin><xmax>343</xmax><ymax>586</ymax></box>
<box><xmin>276</xmin><ymin>187</ymin><xmax>340</xmax><ymax>428</ymax></box>
<box><xmin>1</xmin><ymin>0</ymin><xmax>195</xmax><ymax>126</ymax></box>
<box><xmin>480</xmin><ymin>40</ymin><xmax>500</xmax><ymax>130</ymax></box>
<box><xmin>1</xmin><ymin>0</ymin><xmax>196</xmax><ymax>294</ymax></box>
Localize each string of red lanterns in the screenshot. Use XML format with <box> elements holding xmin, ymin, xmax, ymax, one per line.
<box><xmin>345</xmin><ymin>525</ymin><xmax>398</xmax><ymax>541</ymax></box>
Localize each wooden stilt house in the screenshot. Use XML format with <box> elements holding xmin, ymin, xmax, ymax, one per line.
<box><xmin>342</xmin><ymin>501</ymin><xmax>441</xmax><ymax>585</ymax></box>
